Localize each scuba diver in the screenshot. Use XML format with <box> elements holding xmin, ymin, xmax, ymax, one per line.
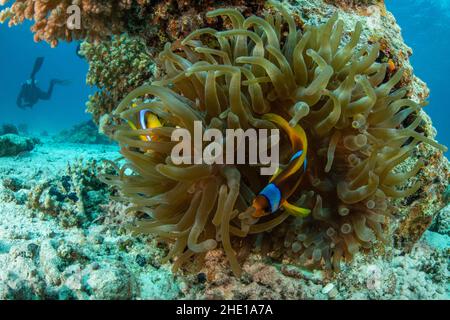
<box><xmin>16</xmin><ymin>57</ymin><xmax>69</xmax><ymax>109</ymax></box>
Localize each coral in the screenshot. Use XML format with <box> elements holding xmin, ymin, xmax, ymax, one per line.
<box><xmin>0</xmin><ymin>0</ymin><xmax>149</xmax><ymax>47</ymax></box>
<box><xmin>0</xmin><ymin>123</ymin><xmax>19</xmax><ymax>135</ymax></box>
<box><xmin>17</xmin><ymin>123</ymin><xmax>28</xmax><ymax>135</ymax></box>
<box><xmin>0</xmin><ymin>0</ymin><xmax>265</xmax><ymax>48</ymax></box>
<box><xmin>0</xmin><ymin>134</ymin><xmax>37</xmax><ymax>157</ymax></box>
<box><xmin>23</xmin><ymin>159</ymin><xmax>113</xmax><ymax>228</ymax></box>
<box><xmin>103</xmin><ymin>1</ymin><xmax>447</xmax><ymax>277</ymax></box>
<box><xmin>139</xmin><ymin>0</ymin><xmax>266</xmax><ymax>55</ymax></box>
<box><xmin>0</xmin><ymin>108</ymin><xmax>446</xmax><ymax>300</ymax></box>
<box><xmin>392</xmin><ymin>139</ymin><xmax>449</xmax><ymax>250</ymax></box>
<box><xmin>445</xmin><ymin>185</ymin><xmax>450</xmax><ymax>204</ymax></box>
<box><xmin>79</xmin><ymin>35</ymin><xmax>154</xmax><ymax>124</ymax></box>
<box><xmin>430</xmin><ymin>205</ymin><xmax>450</xmax><ymax>236</ymax></box>
<box><xmin>54</xmin><ymin>121</ymin><xmax>113</xmax><ymax>145</ymax></box>
<box><xmin>180</xmin><ymin>231</ymin><xmax>448</xmax><ymax>299</ymax></box>
<box><xmin>0</xmin><ymin>201</ymin><xmax>181</xmax><ymax>300</ymax></box>
<box><xmin>1</xmin><ymin>156</ymin><xmax>116</xmax><ymax>226</ymax></box>
<box><xmin>326</xmin><ymin>0</ymin><xmax>380</xmax><ymax>8</ymax></box>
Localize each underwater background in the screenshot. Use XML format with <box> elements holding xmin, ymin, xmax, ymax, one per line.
<box><xmin>0</xmin><ymin>25</ymin><xmax>90</xmax><ymax>135</ymax></box>
<box><xmin>0</xmin><ymin>0</ymin><xmax>448</xmax><ymax>145</ymax></box>
<box><xmin>0</xmin><ymin>0</ymin><xmax>448</xmax><ymax>300</ymax></box>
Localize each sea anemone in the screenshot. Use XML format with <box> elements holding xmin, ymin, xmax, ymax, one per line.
<box><xmin>103</xmin><ymin>1</ymin><xmax>447</xmax><ymax>276</ymax></box>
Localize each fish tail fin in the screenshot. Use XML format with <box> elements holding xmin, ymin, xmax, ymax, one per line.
<box><xmin>282</xmin><ymin>201</ymin><xmax>311</xmax><ymax>218</ymax></box>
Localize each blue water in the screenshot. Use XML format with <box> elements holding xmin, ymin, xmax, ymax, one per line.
<box><xmin>0</xmin><ymin>0</ymin><xmax>448</xmax><ymax>147</ymax></box>
<box><xmin>386</xmin><ymin>0</ymin><xmax>450</xmax><ymax>151</ymax></box>
<box><xmin>0</xmin><ymin>21</ymin><xmax>92</xmax><ymax>135</ymax></box>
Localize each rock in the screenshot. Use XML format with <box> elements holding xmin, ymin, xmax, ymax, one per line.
<box><xmin>39</xmin><ymin>240</ymin><xmax>63</xmax><ymax>286</ymax></box>
<box><xmin>0</xmin><ymin>282</ymin><xmax>14</xmax><ymax>299</ymax></box>
<box><xmin>53</xmin><ymin>121</ymin><xmax>113</xmax><ymax>145</ymax></box>
<box><xmin>138</xmin><ymin>269</ymin><xmax>180</xmax><ymax>300</ymax></box>
<box><xmin>322</xmin><ymin>283</ymin><xmax>338</xmax><ymax>299</ymax></box>
<box><xmin>85</xmin><ymin>264</ymin><xmax>135</xmax><ymax>300</ymax></box>
<box><xmin>430</xmin><ymin>205</ymin><xmax>450</xmax><ymax>236</ymax></box>
<box><xmin>17</xmin><ymin>124</ymin><xmax>28</xmax><ymax>135</ymax></box>
<box><xmin>0</xmin><ymin>124</ymin><xmax>18</xmax><ymax>135</ymax></box>
<box><xmin>422</xmin><ymin>230</ymin><xmax>450</xmax><ymax>251</ymax></box>
<box><xmin>0</xmin><ymin>134</ymin><xmax>36</xmax><ymax>157</ymax></box>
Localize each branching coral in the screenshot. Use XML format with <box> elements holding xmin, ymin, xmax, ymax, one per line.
<box><xmin>0</xmin><ymin>0</ymin><xmax>265</xmax><ymax>48</ymax></box>
<box><xmin>0</xmin><ymin>0</ymin><xmax>152</xmax><ymax>47</ymax></box>
<box><xmin>54</xmin><ymin>120</ymin><xmax>113</xmax><ymax>144</ymax></box>
<box><xmin>103</xmin><ymin>1</ymin><xmax>447</xmax><ymax>276</ymax></box>
<box><xmin>80</xmin><ymin>34</ymin><xmax>154</xmax><ymax>124</ymax></box>
<box><xmin>327</xmin><ymin>0</ymin><xmax>379</xmax><ymax>6</ymax></box>
<box><xmin>27</xmin><ymin>159</ymin><xmax>112</xmax><ymax>228</ymax></box>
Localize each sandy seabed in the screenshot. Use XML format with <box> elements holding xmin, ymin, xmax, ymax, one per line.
<box><xmin>0</xmin><ymin>138</ymin><xmax>448</xmax><ymax>300</ymax></box>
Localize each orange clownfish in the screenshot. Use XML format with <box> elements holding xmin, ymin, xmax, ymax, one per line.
<box><xmin>127</xmin><ymin>108</ymin><xmax>162</xmax><ymax>141</ymax></box>
<box><xmin>251</xmin><ymin>113</ymin><xmax>311</xmax><ymax>218</ymax></box>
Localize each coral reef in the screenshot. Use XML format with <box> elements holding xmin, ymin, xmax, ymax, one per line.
<box><xmin>0</xmin><ymin>0</ymin><xmax>265</xmax><ymax>48</ymax></box>
<box><xmin>0</xmin><ymin>142</ymin><xmax>118</xmax><ymax>221</ymax></box>
<box><xmin>0</xmin><ymin>0</ymin><xmax>447</xmax><ymax>301</ymax></box>
<box><xmin>0</xmin><ymin>134</ymin><xmax>37</xmax><ymax>157</ymax></box>
<box><xmin>104</xmin><ymin>1</ymin><xmax>447</xmax><ymax>278</ymax></box>
<box><xmin>0</xmin><ymin>133</ymin><xmax>117</xmax><ymax>228</ymax></box>
<box><xmin>0</xmin><ymin>123</ymin><xmax>18</xmax><ymax>135</ymax></box>
<box><xmin>25</xmin><ymin>159</ymin><xmax>112</xmax><ymax>228</ymax></box>
<box><xmin>430</xmin><ymin>204</ymin><xmax>450</xmax><ymax>236</ymax></box>
<box><xmin>0</xmin><ymin>0</ymin><xmax>149</xmax><ymax>47</ymax></box>
<box><xmin>326</xmin><ymin>0</ymin><xmax>380</xmax><ymax>9</ymax></box>
<box><xmin>389</xmin><ymin>129</ymin><xmax>449</xmax><ymax>251</ymax></box>
<box><xmin>182</xmin><ymin>230</ymin><xmax>448</xmax><ymax>299</ymax></box>
<box><xmin>0</xmin><ymin>1</ymin><xmax>267</xmax><ymax>123</ymax></box>
<box><xmin>17</xmin><ymin>123</ymin><xmax>28</xmax><ymax>135</ymax></box>
<box><xmin>54</xmin><ymin>121</ymin><xmax>113</xmax><ymax>145</ymax></box>
<box><xmin>0</xmin><ymin>141</ymin><xmax>183</xmax><ymax>299</ymax></box>
<box><xmin>136</xmin><ymin>0</ymin><xmax>266</xmax><ymax>55</ymax></box>
<box><xmin>0</xmin><ymin>197</ymin><xmax>179</xmax><ymax>300</ymax></box>
<box><xmin>0</xmin><ymin>140</ymin><xmax>447</xmax><ymax>299</ymax></box>
<box><xmin>79</xmin><ymin>35</ymin><xmax>154</xmax><ymax>124</ymax></box>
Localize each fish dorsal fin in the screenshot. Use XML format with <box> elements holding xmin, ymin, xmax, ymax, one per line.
<box><xmin>262</xmin><ymin>113</ymin><xmax>308</xmax><ymax>182</ymax></box>
<box><xmin>262</xmin><ymin>113</ymin><xmax>307</xmax><ymax>153</ymax></box>
<box><xmin>269</xmin><ymin>166</ymin><xmax>282</xmax><ymax>183</ymax></box>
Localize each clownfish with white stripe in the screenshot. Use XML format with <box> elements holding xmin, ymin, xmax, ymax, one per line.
<box><xmin>251</xmin><ymin>113</ymin><xmax>311</xmax><ymax>219</ymax></box>
<box><xmin>127</xmin><ymin>106</ymin><xmax>162</xmax><ymax>141</ymax></box>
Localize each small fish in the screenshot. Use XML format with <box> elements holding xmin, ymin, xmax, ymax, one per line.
<box><xmin>387</xmin><ymin>59</ymin><xmax>396</xmax><ymax>72</ymax></box>
<box><xmin>127</xmin><ymin>106</ymin><xmax>162</xmax><ymax>141</ymax></box>
<box><xmin>251</xmin><ymin>113</ymin><xmax>311</xmax><ymax>218</ymax></box>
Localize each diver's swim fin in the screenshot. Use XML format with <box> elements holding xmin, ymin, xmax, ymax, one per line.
<box><xmin>30</xmin><ymin>57</ymin><xmax>44</xmax><ymax>80</ymax></box>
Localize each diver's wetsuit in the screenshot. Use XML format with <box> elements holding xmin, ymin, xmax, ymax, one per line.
<box><xmin>16</xmin><ymin>80</ymin><xmax>59</xmax><ymax>109</ymax></box>
<box><xmin>16</xmin><ymin>57</ymin><xmax>67</xmax><ymax>109</ymax></box>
